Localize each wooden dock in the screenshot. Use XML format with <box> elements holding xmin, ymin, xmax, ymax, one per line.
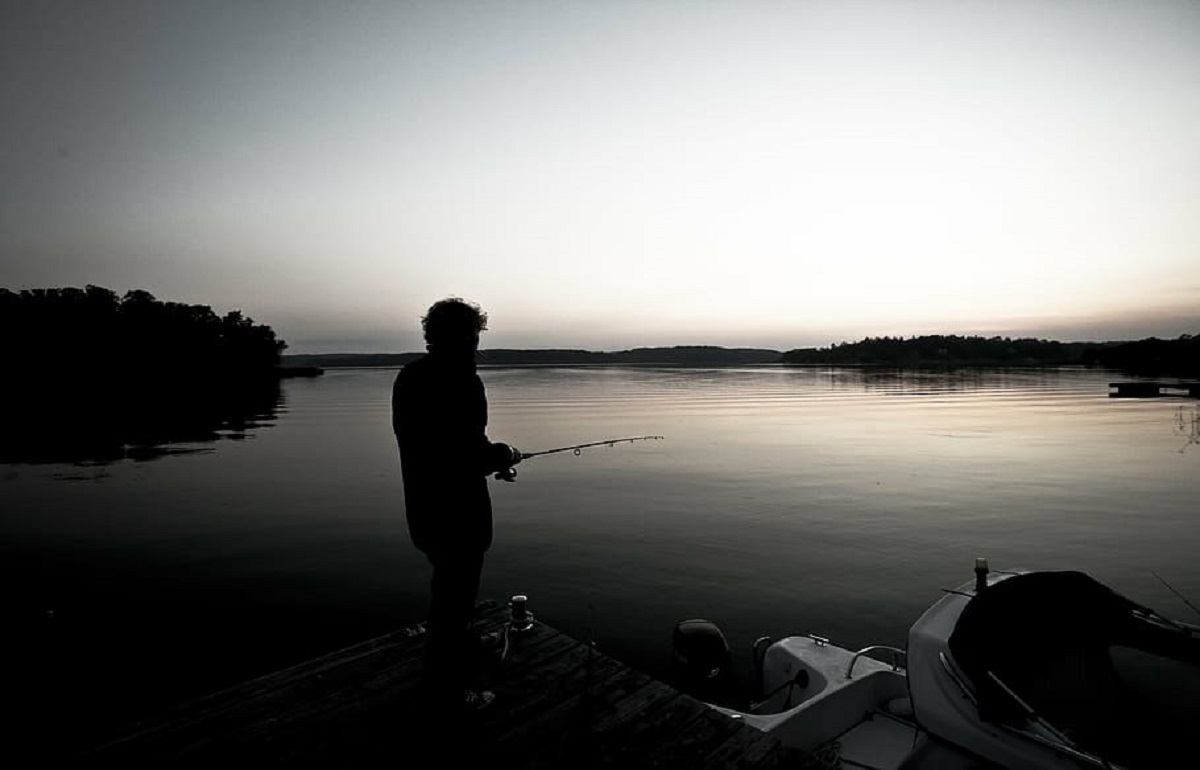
<box><xmin>1109</xmin><ymin>381</ymin><xmax>1200</xmax><ymax>398</ymax></box>
<box><xmin>86</xmin><ymin>601</ymin><xmax>802</xmax><ymax>768</ymax></box>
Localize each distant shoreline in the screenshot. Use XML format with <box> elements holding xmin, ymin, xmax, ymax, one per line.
<box><xmin>283</xmin><ymin>334</ymin><xmax>1198</xmax><ymax>377</ymax></box>
<box><xmin>281</xmin><ymin>346</ymin><xmax>783</xmax><ymax>369</ymax></box>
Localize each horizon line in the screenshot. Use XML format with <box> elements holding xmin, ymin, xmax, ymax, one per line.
<box><xmin>281</xmin><ymin>332</ymin><xmax>1198</xmax><ymax>358</ymax></box>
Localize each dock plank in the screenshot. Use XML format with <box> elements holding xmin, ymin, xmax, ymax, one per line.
<box><xmin>87</xmin><ymin>602</ymin><xmax>798</xmax><ymax>768</ymax></box>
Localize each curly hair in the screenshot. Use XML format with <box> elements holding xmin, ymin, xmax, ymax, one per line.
<box><xmin>421</xmin><ymin>298</ymin><xmax>488</xmax><ymax>349</ymax></box>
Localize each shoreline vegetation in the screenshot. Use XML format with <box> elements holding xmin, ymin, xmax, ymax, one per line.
<box><xmin>283</xmin><ymin>346</ymin><xmax>782</xmax><ymax>369</ymax></box>
<box><xmin>1</xmin><ymin>285</ymin><xmax>1194</xmax><ymax>462</ymax></box>
<box><xmin>3</xmin><ymin>285</ymin><xmax>1196</xmax><ymax>380</ymax></box>
<box><xmin>1</xmin><ymin>286</ymin><xmax>294</xmax><ymax>463</ymax></box>
<box><xmin>785</xmin><ymin>334</ymin><xmax>1199</xmax><ymax>377</ymax></box>
<box><xmin>284</xmin><ymin>334</ymin><xmax>1198</xmax><ymax>377</ymax></box>
<box><xmin>2</xmin><ymin>285</ymin><xmax>292</xmax><ymax>378</ymax></box>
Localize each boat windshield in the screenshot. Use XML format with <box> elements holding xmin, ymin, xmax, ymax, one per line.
<box><xmin>948</xmin><ymin>571</ymin><xmax>1200</xmax><ymax>769</ymax></box>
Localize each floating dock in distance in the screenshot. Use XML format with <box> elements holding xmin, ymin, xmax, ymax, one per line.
<box><xmin>85</xmin><ymin>601</ymin><xmax>800</xmax><ymax>768</ymax></box>
<box><xmin>1109</xmin><ymin>381</ymin><xmax>1200</xmax><ymax>398</ymax></box>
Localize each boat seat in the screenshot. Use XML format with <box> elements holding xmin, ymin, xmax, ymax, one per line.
<box><xmin>948</xmin><ymin>572</ymin><xmax>1200</xmax><ymax>770</ymax></box>
<box><xmin>1011</xmin><ymin>643</ymin><xmax>1128</xmax><ymax>752</ymax></box>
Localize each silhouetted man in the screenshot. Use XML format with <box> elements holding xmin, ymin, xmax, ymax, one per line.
<box><xmin>392</xmin><ymin>298</ymin><xmax>521</xmax><ymax>713</ymax></box>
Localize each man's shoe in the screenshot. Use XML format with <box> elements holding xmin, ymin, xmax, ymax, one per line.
<box><xmin>464</xmin><ymin>689</ymin><xmax>496</xmax><ymax>712</ymax></box>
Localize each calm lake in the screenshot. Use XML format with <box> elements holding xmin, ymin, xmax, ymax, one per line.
<box><xmin>4</xmin><ymin>365</ymin><xmax>1199</xmax><ymax>748</ymax></box>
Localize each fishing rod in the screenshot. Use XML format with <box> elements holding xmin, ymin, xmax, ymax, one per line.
<box><xmin>494</xmin><ymin>435</ymin><xmax>664</xmax><ymax>481</ymax></box>
<box><xmin>523</xmin><ymin>435</ymin><xmax>664</xmax><ymax>459</ymax></box>
<box><xmin>1151</xmin><ymin>570</ymin><xmax>1200</xmax><ymax>620</ymax></box>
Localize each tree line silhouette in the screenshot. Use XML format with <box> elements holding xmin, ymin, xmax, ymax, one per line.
<box><xmin>285</xmin><ymin>336</ymin><xmax>1198</xmax><ymax>375</ymax></box>
<box><xmin>1082</xmin><ymin>334</ymin><xmax>1198</xmax><ymax>378</ymax></box>
<box><xmin>782</xmin><ymin>333</ymin><xmax>1198</xmax><ymax>376</ymax></box>
<box><xmin>0</xmin><ymin>286</ymin><xmax>287</xmax><ymax>464</ymax></box>
<box><xmin>283</xmin><ymin>345</ymin><xmax>783</xmax><ymax>368</ymax></box>
<box><xmin>2</xmin><ymin>285</ymin><xmax>285</xmax><ymax>381</ymax></box>
<box><xmin>782</xmin><ymin>335</ymin><xmax>1093</xmax><ymax>367</ymax></box>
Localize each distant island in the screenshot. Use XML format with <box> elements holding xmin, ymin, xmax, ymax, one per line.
<box><xmin>284</xmin><ymin>334</ymin><xmax>1198</xmax><ymax>377</ymax></box>
<box><xmin>1082</xmin><ymin>334</ymin><xmax>1198</xmax><ymax>378</ymax></box>
<box><xmin>781</xmin><ymin>334</ymin><xmax>1198</xmax><ymax>377</ymax></box>
<box><xmin>283</xmin><ymin>345</ymin><xmax>784</xmax><ymax>368</ymax></box>
<box><xmin>783</xmin><ymin>335</ymin><xmax>1089</xmax><ymax>367</ymax></box>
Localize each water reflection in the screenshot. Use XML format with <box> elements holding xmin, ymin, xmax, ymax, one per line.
<box><xmin>822</xmin><ymin>366</ymin><xmax>1074</xmax><ymax>395</ymax></box>
<box><xmin>4</xmin><ymin>365</ymin><xmax>1197</xmax><ymax>757</ymax></box>
<box><xmin>1176</xmin><ymin>405</ymin><xmax>1200</xmax><ymax>452</ymax></box>
<box><xmin>0</xmin><ymin>378</ymin><xmax>281</xmax><ymax>465</ymax></box>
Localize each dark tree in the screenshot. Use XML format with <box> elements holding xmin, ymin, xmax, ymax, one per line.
<box><xmin>0</xmin><ymin>286</ymin><xmax>287</xmax><ymax>463</ymax></box>
<box><xmin>1082</xmin><ymin>334</ymin><xmax>1200</xmax><ymax>377</ymax></box>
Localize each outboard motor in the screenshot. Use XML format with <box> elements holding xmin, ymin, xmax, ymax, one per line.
<box><xmin>672</xmin><ymin>618</ymin><xmax>736</xmax><ymax>706</ymax></box>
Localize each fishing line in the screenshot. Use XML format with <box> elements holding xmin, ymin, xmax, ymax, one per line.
<box><xmin>1151</xmin><ymin>570</ymin><xmax>1200</xmax><ymax>619</ymax></box>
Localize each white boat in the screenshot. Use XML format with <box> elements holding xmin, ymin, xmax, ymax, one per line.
<box><xmin>674</xmin><ymin>562</ymin><xmax>1200</xmax><ymax>769</ymax></box>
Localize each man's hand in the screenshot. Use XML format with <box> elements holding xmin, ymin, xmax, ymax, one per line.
<box><xmin>494</xmin><ymin>444</ymin><xmax>522</xmax><ymax>481</ymax></box>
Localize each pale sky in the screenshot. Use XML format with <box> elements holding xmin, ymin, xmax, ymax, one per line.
<box><xmin>2</xmin><ymin>0</ymin><xmax>1198</xmax><ymax>353</ymax></box>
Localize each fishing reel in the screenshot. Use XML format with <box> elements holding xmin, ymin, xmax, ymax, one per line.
<box><xmin>494</xmin><ymin>467</ymin><xmax>518</xmax><ymax>482</ymax></box>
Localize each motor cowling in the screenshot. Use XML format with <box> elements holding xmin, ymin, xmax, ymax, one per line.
<box><xmin>672</xmin><ymin>618</ymin><xmax>736</xmax><ymax>706</ymax></box>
